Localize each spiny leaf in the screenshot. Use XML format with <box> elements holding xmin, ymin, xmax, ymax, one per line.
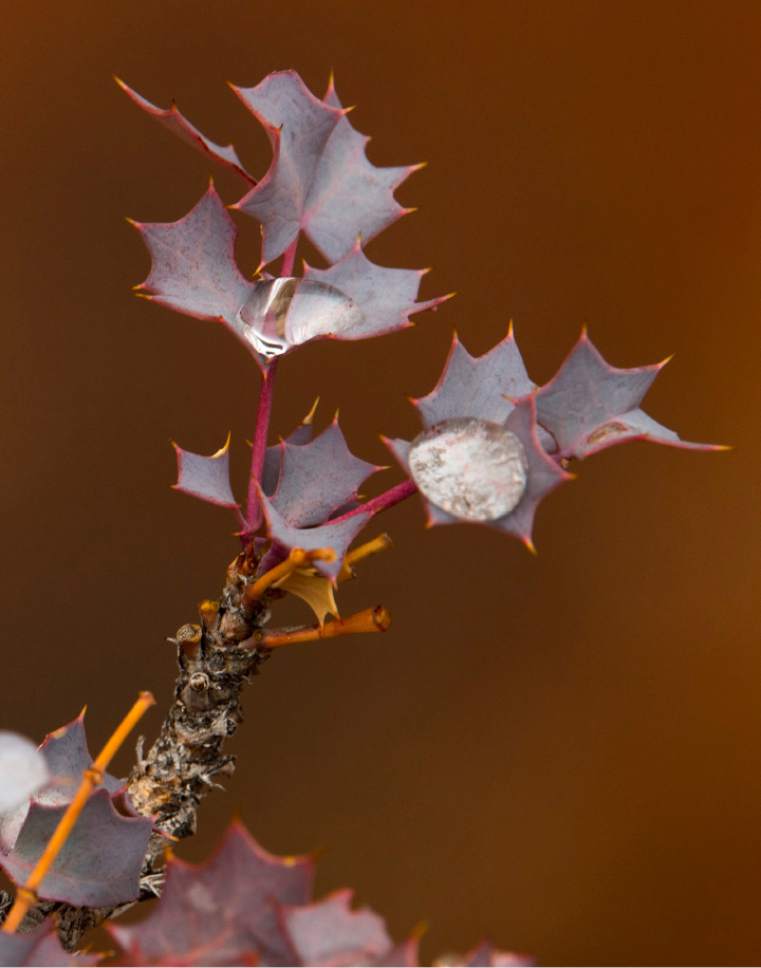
<box><xmin>0</xmin><ymin>922</ymin><xmax>100</xmax><ymax>967</ymax></box>
<box><xmin>536</xmin><ymin>329</ymin><xmax>719</xmax><ymax>459</ymax></box>
<box><xmin>386</xmin><ymin>396</ymin><xmax>571</xmax><ymax>551</ymax></box>
<box><xmin>281</xmin><ymin>889</ymin><xmax>392</xmax><ymax>966</ymax></box>
<box><xmin>461</xmin><ymin>941</ymin><xmax>533</xmax><ymax>967</ymax></box>
<box><xmin>0</xmin><ymin>733</ymin><xmax>48</xmax><ymax>815</ymax></box>
<box><xmin>108</xmin><ymin>819</ymin><xmax>314</xmax><ymax>967</ymax></box>
<box><xmin>116</xmin><ymin>78</ymin><xmax>254</xmax><ymax>183</ymax></box>
<box><xmin>257</xmin><ymin>488</ymin><xmax>372</xmax><ymax>580</ymax></box>
<box><xmin>262</xmin><ymin>400</ymin><xmax>319</xmax><ymax>495</ymax></box>
<box><xmin>0</xmin><ymin>711</ymin><xmax>121</xmax><ymax>852</ymax></box>
<box><xmin>130</xmin><ymin>183</ymin><xmax>253</xmax><ymax>331</ymax></box>
<box><xmin>269</xmin><ymin>418</ymin><xmax>382</xmax><ymax>528</ymax></box>
<box><xmin>275</xmin><ymin>567</ymin><xmax>340</xmax><ymax>626</ymax></box>
<box><xmin>0</xmin><ymin>789</ymin><xmax>152</xmax><ymax>908</ymax></box>
<box><xmin>233</xmin><ymin>71</ymin><xmax>420</xmax><ymax>264</ymax></box>
<box><xmin>413</xmin><ymin>327</ymin><xmax>533</xmax><ymax>428</ymax></box>
<box><xmin>173</xmin><ymin>433</ymin><xmax>239</xmax><ymax>509</ymax></box>
<box><xmin>303</xmin><ymin>242</ymin><xmax>449</xmax><ymax>342</ymax></box>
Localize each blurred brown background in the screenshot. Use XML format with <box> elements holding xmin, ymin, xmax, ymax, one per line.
<box><xmin>1</xmin><ymin>1</ymin><xmax>759</xmax><ymax>964</ymax></box>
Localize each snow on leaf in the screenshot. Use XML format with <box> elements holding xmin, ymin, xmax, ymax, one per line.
<box><xmin>233</xmin><ymin>71</ymin><xmax>420</xmax><ymax>264</ymax></box>
<box><xmin>131</xmin><ymin>183</ymin><xmax>253</xmax><ymax>329</ymax></box>
<box><xmin>281</xmin><ymin>889</ymin><xmax>392</xmax><ymax>967</ymax></box>
<box><xmin>116</xmin><ymin>78</ymin><xmax>254</xmax><ymax>183</ymax></box>
<box><xmin>270</xmin><ymin>418</ymin><xmax>382</xmax><ymax>528</ymax></box>
<box><xmin>413</xmin><ymin>327</ymin><xmax>533</xmax><ymax>429</ymax></box>
<box><xmin>0</xmin><ymin>732</ymin><xmax>48</xmax><ymax>815</ymax></box>
<box><xmin>173</xmin><ymin>433</ymin><xmax>239</xmax><ymax>509</ymax></box>
<box><xmin>0</xmin><ymin>922</ymin><xmax>100</xmax><ymax>967</ymax></box>
<box><xmin>0</xmin><ymin>711</ymin><xmax>121</xmax><ymax>852</ymax></box>
<box><xmin>258</xmin><ymin>488</ymin><xmax>371</xmax><ymax>580</ymax></box>
<box><xmin>386</xmin><ymin>396</ymin><xmax>571</xmax><ymax>550</ymax></box>
<box><xmin>108</xmin><ymin>819</ymin><xmax>314</xmax><ymax>967</ymax></box>
<box><xmin>0</xmin><ymin>789</ymin><xmax>152</xmax><ymax>908</ymax></box>
<box><xmin>275</xmin><ymin>567</ymin><xmax>340</xmax><ymax>626</ymax></box>
<box><xmin>303</xmin><ymin>243</ymin><xmax>449</xmax><ymax>342</ymax></box>
<box><xmin>536</xmin><ymin>329</ymin><xmax>719</xmax><ymax>459</ymax></box>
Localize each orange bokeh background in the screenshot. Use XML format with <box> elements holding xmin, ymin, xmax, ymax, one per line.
<box><xmin>1</xmin><ymin>2</ymin><xmax>760</xmax><ymax>964</ymax></box>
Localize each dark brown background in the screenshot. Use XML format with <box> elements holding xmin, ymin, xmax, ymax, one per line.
<box><xmin>1</xmin><ymin>2</ymin><xmax>759</xmax><ymax>964</ymax></box>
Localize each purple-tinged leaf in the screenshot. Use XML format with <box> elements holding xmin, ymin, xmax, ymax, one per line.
<box><xmin>172</xmin><ymin>433</ymin><xmax>239</xmax><ymax>509</ymax></box>
<box><xmin>131</xmin><ymin>183</ymin><xmax>253</xmax><ymax>330</ymax></box>
<box><xmin>282</xmin><ymin>889</ymin><xmax>392</xmax><ymax>967</ymax></box>
<box><xmin>262</xmin><ymin>400</ymin><xmax>319</xmax><ymax>495</ymax></box>
<box><xmin>0</xmin><ymin>732</ymin><xmax>48</xmax><ymax>814</ymax></box>
<box><xmin>232</xmin><ymin>71</ymin><xmax>344</xmax><ymax>264</ymax></box>
<box><xmin>0</xmin><ymin>711</ymin><xmax>121</xmax><ymax>852</ymax></box>
<box><xmin>233</xmin><ymin>71</ymin><xmax>421</xmax><ymax>264</ymax></box>
<box><xmin>375</xmin><ymin>937</ymin><xmax>420</xmax><ymax>967</ymax></box>
<box><xmin>0</xmin><ymin>922</ymin><xmax>100</xmax><ymax>967</ymax></box>
<box><xmin>0</xmin><ymin>789</ymin><xmax>152</xmax><ymax>908</ymax></box>
<box><xmin>108</xmin><ymin>819</ymin><xmax>314</xmax><ymax>967</ymax></box>
<box><xmin>116</xmin><ymin>78</ymin><xmax>254</xmax><ymax>183</ymax></box>
<box><xmin>386</xmin><ymin>396</ymin><xmax>572</xmax><ymax>551</ymax></box>
<box><xmin>413</xmin><ymin>327</ymin><xmax>533</xmax><ymax>429</ymax></box>
<box><xmin>536</xmin><ymin>330</ymin><xmax>720</xmax><ymax>459</ymax></box>
<box><xmin>270</xmin><ymin>418</ymin><xmax>382</xmax><ymax>528</ymax></box>
<box><xmin>303</xmin><ymin>242</ymin><xmax>449</xmax><ymax>342</ymax></box>
<box><xmin>258</xmin><ymin>489</ymin><xmax>371</xmax><ymax>580</ymax></box>
<box><xmin>462</xmin><ymin>942</ymin><xmax>534</xmax><ymax>967</ymax></box>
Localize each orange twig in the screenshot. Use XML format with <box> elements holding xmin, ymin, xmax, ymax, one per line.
<box><xmin>339</xmin><ymin>533</ymin><xmax>393</xmax><ymax>581</ymax></box>
<box><xmin>260</xmin><ymin>605</ymin><xmax>391</xmax><ymax>649</ymax></box>
<box><xmin>244</xmin><ymin>547</ymin><xmax>335</xmax><ymax>605</ymax></box>
<box><xmin>2</xmin><ymin>691</ymin><xmax>155</xmax><ymax>934</ymax></box>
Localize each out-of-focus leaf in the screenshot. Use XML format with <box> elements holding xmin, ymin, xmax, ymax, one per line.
<box><xmin>536</xmin><ymin>330</ymin><xmax>719</xmax><ymax>459</ymax></box>
<box><xmin>0</xmin><ymin>789</ymin><xmax>152</xmax><ymax>908</ymax></box>
<box><xmin>303</xmin><ymin>243</ymin><xmax>449</xmax><ymax>342</ymax></box>
<box><xmin>0</xmin><ymin>922</ymin><xmax>101</xmax><ymax>967</ymax></box>
<box><xmin>269</xmin><ymin>419</ymin><xmax>382</xmax><ymax>528</ymax></box>
<box><xmin>462</xmin><ymin>941</ymin><xmax>533</xmax><ymax>966</ymax></box>
<box><xmin>131</xmin><ymin>183</ymin><xmax>253</xmax><ymax>331</ymax></box>
<box><xmin>233</xmin><ymin>71</ymin><xmax>419</xmax><ymax>264</ymax></box>
<box><xmin>0</xmin><ymin>711</ymin><xmax>121</xmax><ymax>852</ymax></box>
<box><xmin>116</xmin><ymin>78</ymin><xmax>254</xmax><ymax>183</ymax></box>
<box><xmin>281</xmin><ymin>889</ymin><xmax>392</xmax><ymax>966</ymax></box>
<box><xmin>0</xmin><ymin>733</ymin><xmax>48</xmax><ymax>815</ymax></box>
<box><xmin>172</xmin><ymin>433</ymin><xmax>239</xmax><ymax>509</ymax></box>
<box><xmin>108</xmin><ymin>819</ymin><xmax>314</xmax><ymax>967</ymax></box>
<box><xmin>413</xmin><ymin>328</ymin><xmax>533</xmax><ymax>428</ymax></box>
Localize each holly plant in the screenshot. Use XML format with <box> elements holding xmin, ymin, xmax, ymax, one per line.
<box><xmin>0</xmin><ymin>69</ymin><xmax>720</xmax><ymax>966</ymax></box>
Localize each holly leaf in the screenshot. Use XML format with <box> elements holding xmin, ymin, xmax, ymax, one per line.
<box><xmin>413</xmin><ymin>327</ymin><xmax>533</xmax><ymax>428</ymax></box>
<box><xmin>1</xmin><ymin>710</ymin><xmax>122</xmax><ymax>852</ymax></box>
<box><xmin>130</xmin><ymin>183</ymin><xmax>253</xmax><ymax>331</ymax></box>
<box><xmin>172</xmin><ymin>433</ymin><xmax>239</xmax><ymax>509</ymax></box>
<box><xmin>233</xmin><ymin>71</ymin><xmax>420</xmax><ymax>264</ymax></box>
<box><xmin>258</xmin><ymin>489</ymin><xmax>371</xmax><ymax>580</ymax></box>
<box><xmin>269</xmin><ymin>418</ymin><xmax>382</xmax><ymax>528</ymax></box>
<box><xmin>386</xmin><ymin>396</ymin><xmax>572</xmax><ymax>552</ymax></box>
<box><xmin>262</xmin><ymin>400</ymin><xmax>319</xmax><ymax>495</ymax></box>
<box><xmin>0</xmin><ymin>789</ymin><xmax>152</xmax><ymax>908</ymax></box>
<box><xmin>116</xmin><ymin>78</ymin><xmax>254</xmax><ymax>183</ymax></box>
<box><xmin>303</xmin><ymin>243</ymin><xmax>450</xmax><ymax>342</ymax></box>
<box><xmin>281</xmin><ymin>889</ymin><xmax>393</xmax><ymax>966</ymax></box>
<box><xmin>0</xmin><ymin>922</ymin><xmax>100</xmax><ymax>967</ymax></box>
<box><xmin>536</xmin><ymin>329</ymin><xmax>720</xmax><ymax>459</ymax></box>
<box><xmin>108</xmin><ymin>819</ymin><xmax>314</xmax><ymax>967</ymax></box>
<box><xmin>0</xmin><ymin>732</ymin><xmax>48</xmax><ymax>815</ymax></box>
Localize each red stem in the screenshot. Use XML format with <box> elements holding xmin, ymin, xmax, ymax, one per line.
<box><xmin>246</xmin><ymin>359</ymin><xmax>278</xmax><ymax>530</ymax></box>
<box><xmin>280</xmin><ymin>239</ymin><xmax>298</xmax><ymax>277</ymax></box>
<box><xmin>330</xmin><ymin>479</ymin><xmax>418</xmax><ymax>524</ymax></box>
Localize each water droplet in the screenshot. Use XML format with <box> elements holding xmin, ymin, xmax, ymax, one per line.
<box><xmin>409</xmin><ymin>418</ymin><xmax>528</xmax><ymax>521</ymax></box>
<box><xmin>235</xmin><ymin>278</ymin><xmax>363</xmax><ymax>358</ymax></box>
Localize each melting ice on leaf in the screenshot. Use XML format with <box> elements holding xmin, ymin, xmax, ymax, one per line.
<box><xmin>0</xmin><ymin>732</ymin><xmax>49</xmax><ymax>815</ymax></box>
<box><xmin>536</xmin><ymin>329</ymin><xmax>720</xmax><ymax>459</ymax></box>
